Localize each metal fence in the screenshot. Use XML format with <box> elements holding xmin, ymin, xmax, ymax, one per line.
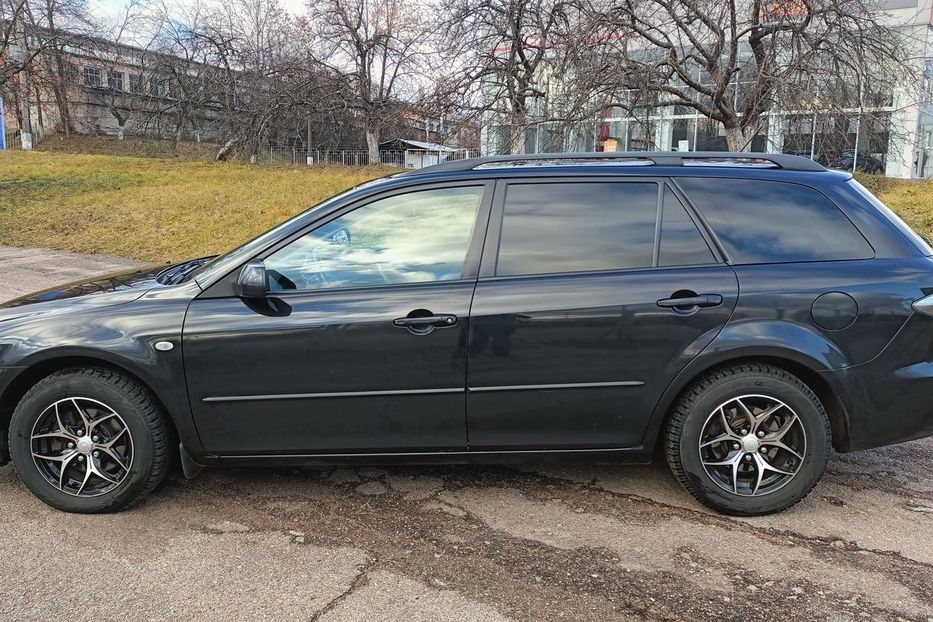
<box><xmin>260</xmin><ymin>146</ymin><xmax>480</xmax><ymax>168</ymax></box>
<box><xmin>2</xmin><ymin>126</ymin><xmax>49</xmax><ymax>151</ymax></box>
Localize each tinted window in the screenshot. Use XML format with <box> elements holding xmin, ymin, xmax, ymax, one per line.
<box><xmin>849</xmin><ymin>179</ymin><xmax>933</xmax><ymax>254</ymax></box>
<box><xmin>496</xmin><ymin>182</ymin><xmax>658</xmax><ymax>276</ymax></box>
<box><xmin>659</xmin><ymin>187</ymin><xmax>716</xmax><ymax>266</ymax></box>
<box><xmin>678</xmin><ymin>178</ymin><xmax>874</xmax><ymax>263</ymax></box>
<box><xmin>264</xmin><ymin>186</ymin><xmax>483</xmax><ymax>291</ymax></box>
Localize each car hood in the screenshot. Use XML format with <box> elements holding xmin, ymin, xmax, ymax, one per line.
<box><xmin>0</xmin><ymin>264</ymin><xmax>169</xmax><ymax>315</ymax></box>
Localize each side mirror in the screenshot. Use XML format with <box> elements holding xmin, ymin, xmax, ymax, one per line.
<box><xmin>235</xmin><ymin>259</ymin><xmax>268</xmax><ymax>298</ymax></box>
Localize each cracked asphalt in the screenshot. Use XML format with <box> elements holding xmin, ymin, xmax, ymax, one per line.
<box><xmin>1</xmin><ymin>246</ymin><xmax>932</xmax><ymax>622</ymax></box>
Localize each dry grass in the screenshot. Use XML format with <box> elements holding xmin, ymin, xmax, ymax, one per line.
<box><xmin>0</xmin><ymin>150</ymin><xmax>392</xmax><ymax>263</ymax></box>
<box><xmin>2</xmin><ymin>151</ymin><xmax>932</xmax><ymax>264</ymax></box>
<box><xmin>36</xmin><ymin>134</ymin><xmax>220</xmax><ymax>160</ymax></box>
<box><xmin>856</xmin><ymin>174</ymin><xmax>933</xmax><ymax>243</ymax></box>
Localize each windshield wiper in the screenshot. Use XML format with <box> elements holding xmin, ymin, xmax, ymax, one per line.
<box><xmin>156</xmin><ymin>257</ymin><xmax>214</xmax><ymax>285</ymax></box>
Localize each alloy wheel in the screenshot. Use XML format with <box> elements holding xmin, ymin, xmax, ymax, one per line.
<box><xmin>30</xmin><ymin>397</ymin><xmax>134</xmax><ymax>497</ymax></box>
<box><xmin>698</xmin><ymin>394</ymin><xmax>807</xmax><ymax>496</ymax></box>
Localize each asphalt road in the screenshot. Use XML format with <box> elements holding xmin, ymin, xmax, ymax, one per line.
<box><xmin>1</xmin><ymin>245</ymin><xmax>932</xmax><ymax>622</ymax></box>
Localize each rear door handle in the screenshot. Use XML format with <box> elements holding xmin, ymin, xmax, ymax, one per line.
<box><xmin>657</xmin><ymin>294</ymin><xmax>723</xmax><ymax>309</ymax></box>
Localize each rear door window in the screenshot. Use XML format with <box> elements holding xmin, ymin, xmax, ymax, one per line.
<box><xmin>658</xmin><ymin>187</ymin><xmax>716</xmax><ymax>266</ymax></box>
<box><xmin>677</xmin><ymin>178</ymin><xmax>874</xmax><ymax>264</ymax></box>
<box><xmin>495</xmin><ymin>182</ymin><xmax>658</xmax><ymax>276</ymax></box>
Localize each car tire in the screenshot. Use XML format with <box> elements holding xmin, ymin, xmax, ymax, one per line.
<box><xmin>8</xmin><ymin>367</ymin><xmax>172</xmax><ymax>513</ymax></box>
<box><xmin>665</xmin><ymin>363</ymin><xmax>831</xmax><ymax>516</ymax></box>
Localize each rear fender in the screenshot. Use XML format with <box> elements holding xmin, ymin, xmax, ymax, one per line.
<box><xmin>640</xmin><ymin>320</ymin><xmax>861</xmax><ymax>450</ymax></box>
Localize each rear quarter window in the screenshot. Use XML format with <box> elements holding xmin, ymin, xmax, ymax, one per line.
<box><xmin>677</xmin><ymin>178</ymin><xmax>874</xmax><ymax>264</ymax></box>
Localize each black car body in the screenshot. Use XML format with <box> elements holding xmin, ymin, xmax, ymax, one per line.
<box><xmin>839</xmin><ymin>150</ymin><xmax>886</xmax><ymax>174</ymax></box>
<box><xmin>2</xmin><ymin>151</ymin><xmax>932</xmax><ymax>515</ymax></box>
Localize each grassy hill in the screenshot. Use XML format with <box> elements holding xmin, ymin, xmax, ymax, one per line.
<box><xmin>0</xmin><ymin>150</ymin><xmax>392</xmax><ymax>263</ymax></box>
<box><xmin>36</xmin><ymin>134</ymin><xmax>221</xmax><ymax>160</ymax></box>
<box><xmin>1</xmin><ymin>149</ymin><xmax>932</xmax><ymax>263</ymax></box>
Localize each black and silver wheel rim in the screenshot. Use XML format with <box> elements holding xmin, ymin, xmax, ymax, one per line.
<box><xmin>698</xmin><ymin>394</ymin><xmax>807</xmax><ymax>497</ymax></box>
<box><xmin>30</xmin><ymin>398</ymin><xmax>134</xmax><ymax>497</ymax></box>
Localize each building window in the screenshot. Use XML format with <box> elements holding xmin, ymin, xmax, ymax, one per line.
<box><xmin>150</xmin><ymin>79</ymin><xmax>167</xmax><ymax>98</ymax></box>
<box><xmin>63</xmin><ymin>62</ymin><xmax>78</xmax><ymax>84</ymax></box>
<box><xmin>83</xmin><ymin>65</ymin><xmax>102</xmax><ymax>88</ymax></box>
<box><xmin>108</xmin><ymin>71</ymin><xmax>124</xmax><ymax>91</ymax></box>
<box><xmin>129</xmin><ymin>73</ymin><xmax>144</xmax><ymax>94</ymax></box>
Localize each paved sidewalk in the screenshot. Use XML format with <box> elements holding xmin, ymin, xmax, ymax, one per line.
<box><xmin>0</xmin><ymin>244</ymin><xmax>142</xmax><ymax>302</ymax></box>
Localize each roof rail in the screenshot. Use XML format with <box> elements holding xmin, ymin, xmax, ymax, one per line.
<box><xmin>412</xmin><ymin>151</ymin><xmax>827</xmax><ymax>174</ymax></box>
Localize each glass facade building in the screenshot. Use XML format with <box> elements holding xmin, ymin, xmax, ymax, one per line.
<box><xmin>481</xmin><ymin>0</ymin><xmax>933</xmax><ymax>178</ymax></box>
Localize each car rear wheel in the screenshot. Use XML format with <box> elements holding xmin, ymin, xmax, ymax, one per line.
<box><xmin>665</xmin><ymin>363</ymin><xmax>831</xmax><ymax>516</ymax></box>
<box><xmin>8</xmin><ymin>367</ymin><xmax>172</xmax><ymax>513</ymax></box>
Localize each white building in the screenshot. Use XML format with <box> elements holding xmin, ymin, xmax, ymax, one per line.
<box><xmin>481</xmin><ymin>0</ymin><xmax>933</xmax><ymax>178</ymax></box>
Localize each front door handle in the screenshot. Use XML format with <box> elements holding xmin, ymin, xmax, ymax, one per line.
<box><xmin>393</xmin><ymin>312</ymin><xmax>458</xmax><ymax>334</ymax></box>
<box><xmin>657</xmin><ymin>294</ymin><xmax>723</xmax><ymax>309</ymax></box>
<box><xmin>393</xmin><ymin>314</ymin><xmax>458</xmax><ymax>328</ymax></box>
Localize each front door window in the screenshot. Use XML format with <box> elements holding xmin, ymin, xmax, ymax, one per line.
<box><xmin>264</xmin><ymin>186</ymin><xmax>484</xmax><ymax>291</ymax></box>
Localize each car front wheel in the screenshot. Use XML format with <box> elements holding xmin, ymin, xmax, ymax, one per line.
<box><xmin>665</xmin><ymin>363</ymin><xmax>831</xmax><ymax>516</ymax></box>
<box><xmin>8</xmin><ymin>367</ymin><xmax>172</xmax><ymax>513</ymax></box>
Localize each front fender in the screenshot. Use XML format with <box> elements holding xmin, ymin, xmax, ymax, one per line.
<box><xmin>0</xmin><ymin>286</ymin><xmax>204</xmax><ymax>454</ymax></box>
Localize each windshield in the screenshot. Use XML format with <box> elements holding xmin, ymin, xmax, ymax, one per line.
<box><xmin>191</xmin><ymin>176</ymin><xmax>397</xmax><ymax>285</ymax></box>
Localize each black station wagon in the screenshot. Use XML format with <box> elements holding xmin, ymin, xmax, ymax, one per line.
<box><xmin>2</xmin><ymin>151</ymin><xmax>933</xmax><ymax>516</ymax></box>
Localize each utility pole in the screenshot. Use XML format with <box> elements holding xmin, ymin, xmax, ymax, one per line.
<box><xmin>14</xmin><ymin>0</ymin><xmax>34</xmax><ymax>150</ymax></box>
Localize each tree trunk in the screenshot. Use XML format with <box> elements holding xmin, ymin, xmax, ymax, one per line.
<box><xmin>14</xmin><ymin>2</ymin><xmax>33</xmax><ymax>150</ymax></box>
<box><xmin>174</xmin><ymin>119</ymin><xmax>184</xmax><ymax>146</ymax></box>
<box><xmin>110</xmin><ymin>106</ymin><xmax>127</xmax><ymax>140</ymax></box>
<box><xmin>724</xmin><ymin>124</ymin><xmax>759</xmax><ymax>152</ymax></box>
<box><xmin>366</xmin><ymin>128</ymin><xmax>380</xmax><ymax>165</ymax></box>
<box><xmin>45</xmin><ymin>6</ymin><xmax>73</xmax><ymax>136</ymax></box>
<box><xmin>510</xmin><ymin>103</ymin><xmax>527</xmax><ymax>155</ymax></box>
<box><xmin>216</xmin><ymin>136</ymin><xmax>237</xmax><ymax>161</ymax></box>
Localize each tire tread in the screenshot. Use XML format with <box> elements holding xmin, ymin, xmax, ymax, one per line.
<box><xmin>9</xmin><ymin>366</ymin><xmax>172</xmax><ymax>513</ymax></box>
<box><xmin>664</xmin><ymin>363</ymin><xmax>831</xmax><ymax>516</ymax></box>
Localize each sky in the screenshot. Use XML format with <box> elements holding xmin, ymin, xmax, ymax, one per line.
<box><xmin>87</xmin><ymin>0</ymin><xmax>308</xmax><ymax>39</ymax></box>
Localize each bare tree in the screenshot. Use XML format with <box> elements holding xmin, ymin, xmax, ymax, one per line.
<box><xmin>2</xmin><ymin>0</ymin><xmax>102</xmax><ymax>144</ymax></box>
<box><xmin>144</xmin><ymin>0</ymin><xmax>225</xmax><ymax>144</ymax></box>
<box><xmin>31</xmin><ymin>0</ymin><xmax>93</xmax><ymax>135</ymax></box>
<box><xmin>442</xmin><ymin>0</ymin><xmax>578</xmax><ymax>154</ymax></box>
<box><xmin>82</xmin><ymin>0</ymin><xmax>152</xmax><ymax>140</ymax></box>
<box><xmin>583</xmin><ymin>0</ymin><xmax>916</xmax><ymax>152</ymax></box>
<box><xmin>173</xmin><ymin>0</ymin><xmax>359</xmax><ymax>160</ymax></box>
<box><xmin>1</xmin><ymin>0</ymin><xmax>44</xmax><ymax>89</ymax></box>
<box><xmin>1</xmin><ymin>0</ymin><xmax>55</xmax><ymax>146</ymax></box>
<box><xmin>305</xmin><ymin>0</ymin><xmax>438</xmax><ymax>163</ymax></box>
<box><xmin>195</xmin><ymin>0</ymin><xmax>297</xmax><ymax>158</ymax></box>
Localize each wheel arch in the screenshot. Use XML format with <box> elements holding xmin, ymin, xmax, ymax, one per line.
<box><xmin>647</xmin><ymin>353</ymin><xmax>851</xmax><ymax>454</ymax></box>
<box><xmin>0</xmin><ymin>355</ymin><xmax>185</xmax><ymax>465</ymax></box>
